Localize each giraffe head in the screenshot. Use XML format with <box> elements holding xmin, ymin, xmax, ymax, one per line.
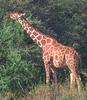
<box><xmin>9</xmin><ymin>12</ymin><xmax>25</xmax><ymax>20</ymax></box>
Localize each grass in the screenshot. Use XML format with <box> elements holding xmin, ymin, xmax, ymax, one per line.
<box><xmin>27</xmin><ymin>84</ymin><xmax>87</xmax><ymax>100</ymax></box>
<box><xmin>0</xmin><ymin>83</ymin><xmax>87</xmax><ymax>100</ymax></box>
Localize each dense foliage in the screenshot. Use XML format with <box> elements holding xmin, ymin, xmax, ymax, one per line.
<box><xmin>0</xmin><ymin>0</ymin><xmax>87</xmax><ymax>96</ymax></box>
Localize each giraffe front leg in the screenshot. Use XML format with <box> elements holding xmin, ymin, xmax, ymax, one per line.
<box><xmin>44</xmin><ymin>63</ymin><xmax>50</xmax><ymax>84</ymax></box>
<box><xmin>53</xmin><ymin>71</ymin><xmax>57</xmax><ymax>84</ymax></box>
<box><xmin>51</xmin><ymin>68</ymin><xmax>57</xmax><ymax>84</ymax></box>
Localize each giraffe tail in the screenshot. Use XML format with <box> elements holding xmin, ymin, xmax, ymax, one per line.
<box><xmin>79</xmin><ymin>55</ymin><xmax>87</xmax><ymax>86</ymax></box>
<box><xmin>79</xmin><ymin>56</ymin><xmax>87</xmax><ymax>76</ymax></box>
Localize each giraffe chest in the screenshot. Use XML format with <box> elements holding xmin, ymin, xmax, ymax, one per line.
<box><xmin>53</xmin><ymin>52</ymin><xmax>65</xmax><ymax>68</ymax></box>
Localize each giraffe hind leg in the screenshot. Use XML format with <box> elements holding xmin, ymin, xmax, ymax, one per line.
<box><xmin>76</xmin><ymin>75</ymin><xmax>82</xmax><ymax>93</ymax></box>
<box><xmin>70</xmin><ymin>73</ymin><xmax>76</xmax><ymax>90</ymax></box>
<box><xmin>71</xmin><ymin>72</ymin><xmax>82</xmax><ymax>93</ymax></box>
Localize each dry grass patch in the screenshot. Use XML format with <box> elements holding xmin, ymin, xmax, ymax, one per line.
<box><xmin>26</xmin><ymin>84</ymin><xmax>87</xmax><ymax>100</ymax></box>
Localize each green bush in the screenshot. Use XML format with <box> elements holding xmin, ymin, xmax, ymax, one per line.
<box><xmin>0</xmin><ymin>9</ymin><xmax>49</xmax><ymax>95</ymax></box>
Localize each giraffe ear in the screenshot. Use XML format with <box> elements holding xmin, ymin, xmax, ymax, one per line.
<box><xmin>22</xmin><ymin>13</ymin><xmax>25</xmax><ymax>16</ymax></box>
<box><xmin>20</xmin><ymin>13</ymin><xmax>25</xmax><ymax>17</ymax></box>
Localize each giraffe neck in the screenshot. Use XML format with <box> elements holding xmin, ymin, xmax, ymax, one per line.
<box><xmin>17</xmin><ymin>17</ymin><xmax>48</xmax><ymax>48</ymax></box>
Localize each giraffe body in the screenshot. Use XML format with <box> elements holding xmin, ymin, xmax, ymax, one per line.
<box><xmin>43</xmin><ymin>42</ymin><xmax>81</xmax><ymax>83</ymax></box>
<box><xmin>9</xmin><ymin>12</ymin><xmax>82</xmax><ymax>92</ymax></box>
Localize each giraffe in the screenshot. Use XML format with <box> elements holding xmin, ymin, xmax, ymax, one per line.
<box><xmin>9</xmin><ymin>11</ymin><xmax>82</xmax><ymax>92</ymax></box>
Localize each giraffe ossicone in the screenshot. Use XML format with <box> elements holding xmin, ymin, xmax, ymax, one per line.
<box><xmin>9</xmin><ymin>12</ymin><xmax>82</xmax><ymax>92</ymax></box>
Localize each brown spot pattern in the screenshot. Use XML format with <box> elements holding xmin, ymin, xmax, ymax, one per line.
<box><xmin>41</xmin><ymin>40</ymin><xmax>46</xmax><ymax>46</ymax></box>
<box><xmin>37</xmin><ymin>35</ymin><xmax>42</xmax><ymax>40</ymax></box>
